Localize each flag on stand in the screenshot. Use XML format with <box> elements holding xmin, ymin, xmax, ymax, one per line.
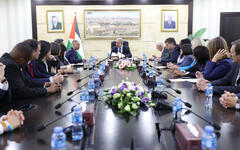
<box><xmin>66</xmin><ymin>15</ymin><xmax>84</xmax><ymax>59</ymax></box>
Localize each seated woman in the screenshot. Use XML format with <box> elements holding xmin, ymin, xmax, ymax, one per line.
<box><xmin>56</xmin><ymin>44</ymin><xmax>73</xmax><ymax>74</ymax></box>
<box><xmin>0</xmin><ymin>109</ymin><xmax>24</xmax><ymax>135</ymax></box>
<box><xmin>36</xmin><ymin>40</ymin><xmax>58</xmax><ymax>77</ymax></box>
<box><xmin>196</xmin><ymin>36</ymin><xmax>233</xmax><ymax>81</ymax></box>
<box><xmin>172</xmin><ymin>46</ymin><xmax>210</xmax><ymax>78</ymax></box>
<box><xmin>167</xmin><ymin>44</ymin><xmax>194</xmax><ymax>71</ymax></box>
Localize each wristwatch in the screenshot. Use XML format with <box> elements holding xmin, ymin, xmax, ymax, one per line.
<box><xmin>235</xmin><ymin>96</ymin><xmax>240</xmax><ymax>110</ymax></box>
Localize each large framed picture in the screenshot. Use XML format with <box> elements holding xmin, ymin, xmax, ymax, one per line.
<box><xmin>161</xmin><ymin>9</ymin><xmax>178</xmax><ymax>32</ymax></box>
<box><xmin>84</xmin><ymin>9</ymin><xmax>141</xmax><ymax>39</ymax></box>
<box><xmin>46</xmin><ymin>10</ymin><xmax>64</xmax><ymax>33</ymax></box>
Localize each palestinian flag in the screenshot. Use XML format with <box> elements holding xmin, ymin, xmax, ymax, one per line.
<box><xmin>67</xmin><ymin>16</ymin><xmax>84</xmax><ymax>59</ymax></box>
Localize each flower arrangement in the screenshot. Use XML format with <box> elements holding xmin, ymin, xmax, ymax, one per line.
<box><xmin>114</xmin><ymin>59</ymin><xmax>136</xmax><ymax>71</ymax></box>
<box><xmin>103</xmin><ymin>80</ymin><xmax>155</xmax><ymax>117</ymax></box>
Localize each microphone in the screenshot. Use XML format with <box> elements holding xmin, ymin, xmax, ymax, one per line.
<box><xmin>159</xmin><ymin>91</ymin><xmax>192</xmax><ymax>108</ymax></box>
<box><xmin>37</xmin><ymin>105</ymin><xmax>76</xmax><ymax>131</ymax></box>
<box><xmin>76</xmin><ymin>72</ymin><xmax>94</xmax><ymax>83</ymax></box>
<box><xmin>55</xmin><ymin>82</ymin><xmax>89</xmax><ymax>109</ymax></box>
<box><xmin>178</xmin><ymin>108</ymin><xmax>221</xmax><ymax>131</ymax></box>
<box><xmin>134</xmin><ymin>56</ymin><xmax>163</xmax><ymax>75</ymax></box>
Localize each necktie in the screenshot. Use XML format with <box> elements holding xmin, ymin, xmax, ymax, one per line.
<box><xmin>29</xmin><ymin>63</ymin><xmax>34</xmax><ymax>77</ymax></box>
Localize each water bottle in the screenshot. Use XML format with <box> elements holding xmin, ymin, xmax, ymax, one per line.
<box><xmin>201</xmin><ymin>125</ymin><xmax>217</xmax><ymax>150</ymax></box>
<box><xmin>80</xmin><ymin>89</ymin><xmax>89</xmax><ymax>102</ymax></box>
<box><xmin>156</xmin><ymin>76</ymin><xmax>164</xmax><ymax>92</ymax></box>
<box><xmin>154</xmin><ymin>57</ymin><xmax>158</xmax><ymax>68</ymax></box>
<box><xmin>94</xmin><ymin>70</ymin><xmax>101</xmax><ymax>88</ymax></box>
<box><xmin>72</xmin><ymin>107</ymin><xmax>83</xmax><ymax>141</ymax></box>
<box><xmin>142</xmin><ymin>61</ymin><xmax>147</xmax><ymax>72</ymax></box>
<box><xmin>205</xmin><ymin>83</ymin><xmax>213</xmax><ymax>108</ymax></box>
<box><xmin>101</xmin><ymin>62</ymin><xmax>107</xmax><ymax>75</ymax></box>
<box><xmin>172</xmin><ymin>98</ymin><xmax>182</xmax><ymax>121</ymax></box>
<box><xmin>148</xmin><ymin>69</ymin><xmax>154</xmax><ymax>80</ymax></box>
<box><xmin>92</xmin><ymin>57</ymin><xmax>96</xmax><ymax>68</ymax></box>
<box><xmin>86</xmin><ymin>59</ymin><xmax>90</xmax><ymax>77</ymax></box>
<box><xmin>90</xmin><ymin>56</ymin><xmax>94</xmax><ymax>67</ymax></box>
<box><xmin>51</xmin><ymin>126</ymin><xmax>66</xmax><ymax>150</ymax></box>
<box><xmin>88</xmin><ymin>79</ymin><xmax>95</xmax><ymax>101</ymax></box>
<box><xmin>142</xmin><ymin>53</ymin><xmax>147</xmax><ymax>62</ymax></box>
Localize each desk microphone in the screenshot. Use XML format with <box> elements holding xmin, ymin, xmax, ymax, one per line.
<box><xmin>55</xmin><ymin>82</ymin><xmax>88</xmax><ymax>109</ymax></box>
<box><xmin>182</xmin><ymin>108</ymin><xmax>221</xmax><ymax>130</ymax></box>
<box><xmin>159</xmin><ymin>91</ymin><xmax>192</xmax><ymax>108</ymax></box>
<box><xmin>37</xmin><ymin>105</ymin><xmax>76</xmax><ymax>131</ymax></box>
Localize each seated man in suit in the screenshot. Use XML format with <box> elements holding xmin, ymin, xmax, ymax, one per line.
<box><xmin>0</xmin><ymin>41</ymin><xmax>61</xmax><ymax>99</ymax></box>
<box><xmin>0</xmin><ymin>63</ymin><xmax>11</xmax><ymax>105</ymax></box>
<box><xmin>219</xmin><ymin>91</ymin><xmax>240</xmax><ymax>110</ymax></box>
<box><xmin>22</xmin><ymin>39</ymin><xmax>63</xmax><ymax>84</ymax></box>
<box><xmin>160</xmin><ymin>37</ymin><xmax>180</xmax><ymax>66</ymax></box>
<box><xmin>65</xmin><ymin>40</ymin><xmax>83</xmax><ymax>64</ymax></box>
<box><xmin>149</xmin><ymin>41</ymin><xmax>165</xmax><ymax>61</ymax></box>
<box><xmin>197</xmin><ymin>39</ymin><xmax>240</xmax><ymax>95</ymax></box>
<box><xmin>111</xmin><ymin>38</ymin><xmax>132</xmax><ymax>58</ymax></box>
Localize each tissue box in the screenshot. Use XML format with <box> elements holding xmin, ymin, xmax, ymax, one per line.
<box><xmin>175</xmin><ymin>123</ymin><xmax>204</xmax><ymax>150</ymax></box>
<box><xmin>83</xmin><ymin>103</ymin><xmax>94</xmax><ymax>126</ymax></box>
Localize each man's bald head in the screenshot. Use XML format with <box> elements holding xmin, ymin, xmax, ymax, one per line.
<box><xmin>72</xmin><ymin>40</ymin><xmax>80</xmax><ymax>50</ymax></box>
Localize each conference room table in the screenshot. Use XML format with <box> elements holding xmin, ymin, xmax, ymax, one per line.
<box><xmin>1</xmin><ymin>62</ymin><xmax>240</xmax><ymax>150</ymax></box>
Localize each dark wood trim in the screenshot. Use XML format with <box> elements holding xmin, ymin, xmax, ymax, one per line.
<box><xmin>34</xmin><ymin>0</ymin><xmax>191</xmax><ymax>5</ymax></box>
<box><xmin>188</xmin><ymin>0</ymin><xmax>193</xmax><ymax>35</ymax></box>
<box><xmin>31</xmin><ymin>0</ymin><xmax>193</xmax><ymax>39</ymax></box>
<box><xmin>31</xmin><ymin>0</ymin><xmax>37</xmax><ymax>39</ymax></box>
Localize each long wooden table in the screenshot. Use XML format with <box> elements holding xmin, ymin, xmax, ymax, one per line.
<box><xmin>1</xmin><ymin>65</ymin><xmax>240</xmax><ymax>150</ymax></box>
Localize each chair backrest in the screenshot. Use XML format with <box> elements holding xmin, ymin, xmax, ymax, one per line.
<box><xmin>111</xmin><ymin>41</ymin><xmax>129</xmax><ymax>49</ymax></box>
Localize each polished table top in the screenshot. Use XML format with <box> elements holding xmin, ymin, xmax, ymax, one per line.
<box><xmin>1</xmin><ymin>66</ymin><xmax>240</xmax><ymax>150</ymax></box>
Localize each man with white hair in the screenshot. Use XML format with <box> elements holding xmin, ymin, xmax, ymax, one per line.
<box><xmin>111</xmin><ymin>38</ymin><xmax>132</xmax><ymax>58</ymax></box>
<box><xmin>150</xmin><ymin>41</ymin><xmax>171</xmax><ymax>63</ymax></box>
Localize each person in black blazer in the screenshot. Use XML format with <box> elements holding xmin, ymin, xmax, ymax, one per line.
<box><xmin>111</xmin><ymin>38</ymin><xmax>132</xmax><ymax>58</ymax></box>
<box><xmin>197</xmin><ymin>40</ymin><xmax>240</xmax><ymax>95</ymax></box>
<box><xmin>37</xmin><ymin>40</ymin><xmax>57</xmax><ymax>77</ymax></box>
<box><xmin>0</xmin><ymin>63</ymin><xmax>11</xmax><ymax>105</ymax></box>
<box><xmin>0</xmin><ymin>42</ymin><xmax>61</xmax><ymax>99</ymax></box>
<box><xmin>21</xmin><ymin>39</ymin><xmax>63</xmax><ymax>84</ymax></box>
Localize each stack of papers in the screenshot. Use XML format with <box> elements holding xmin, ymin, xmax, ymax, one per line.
<box><xmin>169</xmin><ymin>78</ymin><xmax>198</xmax><ymax>83</ymax></box>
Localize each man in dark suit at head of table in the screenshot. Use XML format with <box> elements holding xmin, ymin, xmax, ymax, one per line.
<box><xmin>111</xmin><ymin>38</ymin><xmax>132</xmax><ymax>58</ymax></box>
<box><xmin>65</xmin><ymin>40</ymin><xmax>83</xmax><ymax>64</ymax></box>
<box><xmin>0</xmin><ymin>41</ymin><xmax>62</xmax><ymax>100</ymax></box>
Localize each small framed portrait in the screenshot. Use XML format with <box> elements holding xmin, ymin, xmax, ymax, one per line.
<box><xmin>47</xmin><ymin>10</ymin><xmax>64</xmax><ymax>33</ymax></box>
<box><xmin>161</xmin><ymin>9</ymin><xmax>178</xmax><ymax>32</ymax></box>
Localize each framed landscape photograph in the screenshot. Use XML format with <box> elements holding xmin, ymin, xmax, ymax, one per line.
<box><xmin>161</xmin><ymin>9</ymin><xmax>178</xmax><ymax>32</ymax></box>
<box><xmin>47</xmin><ymin>10</ymin><xmax>64</xmax><ymax>33</ymax></box>
<box><xmin>84</xmin><ymin>9</ymin><xmax>141</xmax><ymax>39</ymax></box>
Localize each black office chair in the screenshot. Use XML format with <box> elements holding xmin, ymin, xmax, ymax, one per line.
<box><xmin>111</xmin><ymin>41</ymin><xmax>129</xmax><ymax>50</ymax></box>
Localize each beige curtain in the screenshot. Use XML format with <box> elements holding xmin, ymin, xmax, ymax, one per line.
<box><xmin>0</xmin><ymin>0</ymin><xmax>32</xmax><ymax>56</ymax></box>
<box><xmin>193</xmin><ymin>0</ymin><xmax>240</xmax><ymax>40</ymax></box>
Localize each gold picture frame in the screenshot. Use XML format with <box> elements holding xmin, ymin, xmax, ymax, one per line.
<box><xmin>46</xmin><ymin>10</ymin><xmax>65</xmax><ymax>33</ymax></box>
<box><xmin>161</xmin><ymin>9</ymin><xmax>179</xmax><ymax>32</ymax></box>
<box><xmin>84</xmin><ymin>9</ymin><xmax>141</xmax><ymax>39</ymax></box>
